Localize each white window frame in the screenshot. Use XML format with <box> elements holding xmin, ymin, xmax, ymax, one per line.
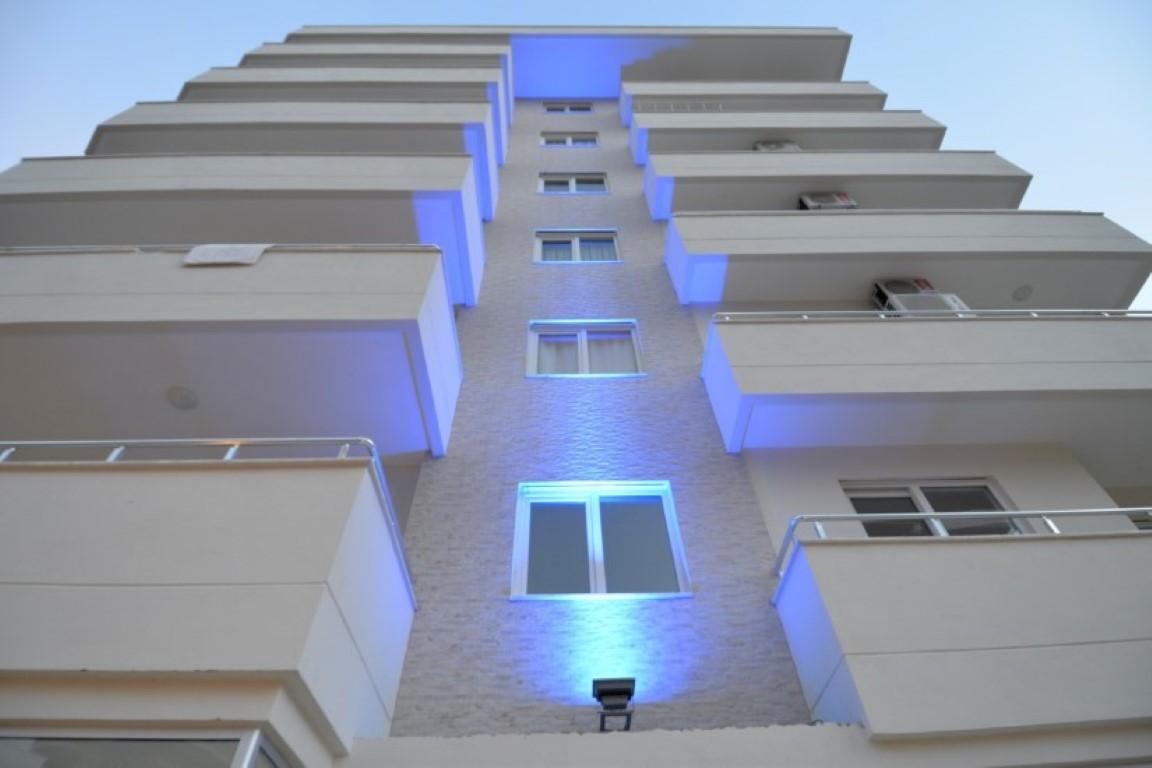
<box><xmin>543</xmin><ymin>101</ymin><xmax>593</xmax><ymax>114</ymax></box>
<box><xmin>0</xmin><ymin>728</ymin><xmax>288</xmax><ymax>768</ymax></box>
<box><xmin>540</xmin><ymin>131</ymin><xmax>599</xmax><ymax>148</ymax></box>
<box><xmin>842</xmin><ymin>478</ymin><xmax>1020</xmax><ymax>537</ymax></box>
<box><xmin>526</xmin><ymin>319</ymin><xmax>643</xmax><ymax>377</ymax></box>
<box><xmin>511</xmin><ymin>480</ymin><xmax>691</xmax><ymax>599</ymax></box>
<box><xmin>537</xmin><ymin>173</ymin><xmax>608</xmax><ymax>195</ymax></box>
<box><xmin>533</xmin><ymin>229</ymin><xmax>620</xmax><ymax>263</ymax></box>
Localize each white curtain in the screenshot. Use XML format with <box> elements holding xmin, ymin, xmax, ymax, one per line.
<box><xmin>541</xmin><ymin>240</ymin><xmax>572</xmax><ymax>261</ymax></box>
<box><xmin>579</xmin><ymin>237</ymin><xmax>617</xmax><ymax>262</ymax></box>
<box><xmin>587</xmin><ymin>331</ymin><xmax>637</xmax><ymax>373</ymax></box>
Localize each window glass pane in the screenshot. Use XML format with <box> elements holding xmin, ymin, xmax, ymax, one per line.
<box><xmin>568</xmin><ymin>104</ymin><xmax>592</xmax><ymax>112</ymax></box>
<box><xmin>574</xmin><ymin>176</ymin><xmax>605</xmax><ymax>192</ymax></box>
<box><xmin>578</xmin><ymin>237</ymin><xmax>617</xmax><ymax>262</ymax></box>
<box><xmin>0</xmin><ymin>738</ymin><xmax>238</xmax><ymax>768</ymax></box>
<box><xmin>253</xmin><ymin>747</ymin><xmax>281</xmax><ymax>768</ymax></box>
<box><xmin>537</xmin><ymin>333</ymin><xmax>580</xmax><ymax>374</ymax></box>
<box><xmin>543</xmin><ymin>135</ymin><xmax>566</xmax><ymax>146</ymax></box>
<box><xmin>587</xmin><ymin>330</ymin><xmax>637</xmax><ymax>374</ymax></box>
<box><xmin>542</xmin><ymin>179</ymin><xmax>569</xmax><ymax>192</ymax></box>
<box><xmin>923</xmin><ymin>486</ymin><xmax>1013</xmax><ymax>535</ymax></box>
<box><xmin>545</xmin><ymin>104</ymin><xmax>565</xmax><ymax>112</ymax></box>
<box><xmin>849</xmin><ymin>495</ymin><xmax>932</xmax><ymax>537</ymax></box>
<box><xmin>571</xmin><ymin>134</ymin><xmax>597</xmax><ymax>146</ymax></box>
<box><xmin>600</xmin><ymin>497</ymin><xmax>680</xmax><ymax>593</ymax></box>
<box><xmin>540</xmin><ymin>240</ymin><xmax>573</xmax><ymax>261</ymax></box>
<box><xmin>527</xmin><ymin>502</ymin><xmax>590</xmax><ymax>594</ymax></box>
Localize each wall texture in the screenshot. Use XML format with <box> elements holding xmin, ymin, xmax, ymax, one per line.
<box><xmin>390</xmin><ymin>100</ymin><xmax>808</xmax><ymax>735</ymax></box>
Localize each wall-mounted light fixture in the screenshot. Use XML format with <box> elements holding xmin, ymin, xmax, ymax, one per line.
<box><xmin>592</xmin><ymin>677</ymin><xmax>635</xmax><ymax>731</ymax></box>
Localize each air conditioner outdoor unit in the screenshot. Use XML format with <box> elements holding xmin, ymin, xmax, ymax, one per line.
<box><xmin>754</xmin><ymin>139</ymin><xmax>802</xmax><ymax>153</ymax></box>
<box><xmin>798</xmin><ymin>192</ymin><xmax>857</xmax><ymax>210</ymax></box>
<box><xmin>872</xmin><ymin>278</ymin><xmax>971</xmax><ymax>312</ymax></box>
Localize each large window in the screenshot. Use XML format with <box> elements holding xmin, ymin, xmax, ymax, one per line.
<box><xmin>512</xmin><ymin>481</ymin><xmax>690</xmax><ymax>598</ymax></box>
<box><xmin>844</xmin><ymin>480</ymin><xmax>1017</xmax><ymax>537</ymax></box>
<box><xmin>538</xmin><ymin>173</ymin><xmax>608</xmax><ymax>194</ymax></box>
<box><xmin>540</xmin><ymin>131</ymin><xmax>599</xmax><ymax>148</ymax></box>
<box><xmin>527</xmin><ymin>320</ymin><xmax>641</xmax><ymax>377</ymax></box>
<box><xmin>535</xmin><ymin>230</ymin><xmax>619</xmax><ymax>263</ymax></box>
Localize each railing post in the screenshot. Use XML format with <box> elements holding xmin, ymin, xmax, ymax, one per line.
<box><xmin>222</xmin><ymin>444</ymin><xmax>240</xmax><ymax>461</ymax></box>
<box><xmin>104</xmin><ymin>445</ymin><xmax>125</xmax><ymax>463</ymax></box>
<box><xmin>1040</xmin><ymin>515</ymin><xmax>1061</xmax><ymax>534</ymax></box>
<box><xmin>0</xmin><ymin>447</ymin><xmax>14</xmax><ymax>462</ymax></box>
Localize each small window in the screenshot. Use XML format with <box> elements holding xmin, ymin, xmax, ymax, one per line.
<box><xmin>512</xmin><ymin>481</ymin><xmax>690</xmax><ymax>598</ymax></box>
<box><xmin>538</xmin><ymin>173</ymin><xmax>608</xmax><ymax>194</ymax></box>
<box><xmin>543</xmin><ymin>101</ymin><xmax>593</xmax><ymax>114</ymax></box>
<box><xmin>844</xmin><ymin>481</ymin><xmax>1017</xmax><ymax>537</ymax></box>
<box><xmin>540</xmin><ymin>132</ymin><xmax>599</xmax><ymax>148</ymax></box>
<box><xmin>535</xmin><ymin>230</ymin><xmax>619</xmax><ymax>263</ymax></box>
<box><xmin>528</xmin><ymin>320</ymin><xmax>641</xmax><ymax>377</ymax></box>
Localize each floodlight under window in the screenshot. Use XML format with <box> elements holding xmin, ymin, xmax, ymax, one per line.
<box><xmin>592</xmin><ymin>677</ymin><xmax>635</xmax><ymax>731</ymax></box>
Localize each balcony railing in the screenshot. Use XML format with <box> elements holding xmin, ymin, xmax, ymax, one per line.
<box><xmin>715</xmin><ymin>308</ymin><xmax>1152</xmax><ymax>324</ymax></box>
<box><xmin>771</xmin><ymin>507</ymin><xmax>1152</xmax><ymax>603</ymax></box>
<box><xmin>0</xmin><ymin>437</ymin><xmax>416</xmax><ymax>606</ymax></box>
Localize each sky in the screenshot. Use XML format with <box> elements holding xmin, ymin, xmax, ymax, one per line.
<box><xmin>2</xmin><ymin>0</ymin><xmax>1150</xmax><ymax>303</ymax></box>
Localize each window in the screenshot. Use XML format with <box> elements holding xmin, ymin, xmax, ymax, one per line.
<box><xmin>535</xmin><ymin>230</ymin><xmax>619</xmax><ymax>263</ymax></box>
<box><xmin>512</xmin><ymin>481</ymin><xmax>690</xmax><ymax>598</ymax></box>
<box><xmin>540</xmin><ymin>132</ymin><xmax>599</xmax><ymax>148</ymax></box>
<box><xmin>844</xmin><ymin>481</ymin><xmax>1017</xmax><ymax>537</ymax></box>
<box><xmin>528</xmin><ymin>320</ymin><xmax>641</xmax><ymax>376</ymax></box>
<box><xmin>0</xmin><ymin>732</ymin><xmax>287</xmax><ymax>768</ymax></box>
<box><xmin>543</xmin><ymin>101</ymin><xmax>592</xmax><ymax>114</ymax></box>
<box><xmin>538</xmin><ymin>173</ymin><xmax>608</xmax><ymax>194</ymax></box>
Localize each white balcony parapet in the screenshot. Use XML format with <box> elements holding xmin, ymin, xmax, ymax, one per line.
<box><xmin>715</xmin><ymin>308</ymin><xmax>1152</xmax><ymax>323</ymax></box>
<box><xmin>0</xmin><ymin>436</ymin><xmax>416</xmax><ymax>606</ymax></box>
<box><xmin>0</xmin><ymin>154</ymin><xmax>486</xmax><ymax>307</ymax></box>
<box><xmin>89</xmin><ymin>100</ymin><xmax>502</xmax><ymax>218</ymax></box>
<box><xmin>666</xmin><ymin>209</ymin><xmax>1152</xmax><ymax>307</ymax></box>
<box><xmin>645</xmin><ymin>150</ymin><xmax>1031</xmax><ymax>220</ymax></box>
<box><xmin>630</xmin><ymin>110</ymin><xmax>945</xmax><ymax>164</ymax></box>
<box><xmin>621</xmin><ymin>81</ymin><xmax>888</xmax><ymax>126</ymax></box>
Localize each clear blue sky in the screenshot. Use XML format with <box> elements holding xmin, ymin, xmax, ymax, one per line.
<box><xmin>2</xmin><ymin>0</ymin><xmax>1150</xmax><ymax>303</ymax></box>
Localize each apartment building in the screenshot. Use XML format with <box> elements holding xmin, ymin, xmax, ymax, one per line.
<box><xmin>1</xmin><ymin>25</ymin><xmax>1150</xmax><ymax>768</ymax></box>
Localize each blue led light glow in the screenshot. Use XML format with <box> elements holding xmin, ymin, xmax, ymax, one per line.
<box><xmin>511</xmin><ymin>36</ymin><xmax>691</xmax><ymax>99</ymax></box>
<box><xmin>511</xmin><ymin>598</ymin><xmax>696</xmax><ymax>706</ymax></box>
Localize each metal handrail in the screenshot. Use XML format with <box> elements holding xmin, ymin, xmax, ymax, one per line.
<box><xmin>772</xmin><ymin>507</ymin><xmax>1151</xmax><ymax>592</ymax></box>
<box><xmin>0</xmin><ymin>437</ymin><xmax>417</xmax><ymax>608</ymax></box>
<box><xmin>715</xmin><ymin>309</ymin><xmax>1152</xmax><ymax>323</ymax></box>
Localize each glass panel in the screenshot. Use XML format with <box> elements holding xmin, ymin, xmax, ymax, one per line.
<box><xmin>527</xmin><ymin>502</ymin><xmax>590</xmax><ymax>594</ymax></box>
<box><xmin>587</xmin><ymin>330</ymin><xmax>637</xmax><ymax>374</ymax></box>
<box><xmin>849</xmin><ymin>495</ymin><xmax>933</xmax><ymax>537</ymax></box>
<box><xmin>574</xmin><ymin>176</ymin><xmax>605</xmax><ymax>192</ymax></box>
<box><xmin>544</xmin><ymin>104</ymin><xmax>566</xmax><ymax>113</ymax></box>
<box><xmin>571</xmin><ymin>134</ymin><xmax>598</xmax><ymax>146</ymax></box>
<box><xmin>543</xmin><ymin>135</ymin><xmax>567</xmax><ymax>146</ymax></box>
<box><xmin>0</xmin><ymin>738</ymin><xmax>238</xmax><ymax>768</ymax></box>
<box><xmin>568</xmin><ymin>103</ymin><xmax>592</xmax><ymax>112</ymax></box>
<box><xmin>578</xmin><ymin>237</ymin><xmax>617</xmax><ymax>262</ymax></box>
<box><xmin>536</xmin><ymin>332</ymin><xmax>580</xmax><ymax>374</ymax></box>
<box><xmin>600</xmin><ymin>496</ymin><xmax>680</xmax><ymax>593</ymax></box>
<box><xmin>540</xmin><ymin>239</ymin><xmax>573</xmax><ymax>261</ymax></box>
<box><xmin>253</xmin><ymin>747</ymin><xmax>281</xmax><ymax>768</ymax></box>
<box><xmin>542</xmin><ymin>178</ymin><xmax>570</xmax><ymax>192</ymax></box>
<box><xmin>923</xmin><ymin>486</ymin><xmax>1014</xmax><ymax>535</ymax></box>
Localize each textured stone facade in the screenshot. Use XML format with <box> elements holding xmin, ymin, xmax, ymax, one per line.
<box><xmin>391</xmin><ymin>100</ymin><xmax>808</xmax><ymax>736</ymax></box>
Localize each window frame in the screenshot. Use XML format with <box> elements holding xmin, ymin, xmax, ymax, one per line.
<box><xmin>0</xmin><ymin>728</ymin><xmax>288</xmax><ymax>768</ymax></box>
<box><xmin>511</xmin><ymin>480</ymin><xmax>691</xmax><ymax>600</ymax></box>
<box><xmin>539</xmin><ymin>131</ymin><xmax>600</xmax><ymax>148</ymax></box>
<box><xmin>537</xmin><ymin>173</ymin><xmax>609</xmax><ymax>195</ymax></box>
<box><xmin>533</xmin><ymin>229</ymin><xmax>620</xmax><ymax>264</ymax></box>
<box><xmin>842</xmin><ymin>478</ymin><xmax>1020</xmax><ymax>537</ymax></box>
<box><xmin>526</xmin><ymin>319</ymin><xmax>643</xmax><ymax>378</ymax></box>
<box><xmin>543</xmin><ymin>101</ymin><xmax>593</xmax><ymax>114</ymax></box>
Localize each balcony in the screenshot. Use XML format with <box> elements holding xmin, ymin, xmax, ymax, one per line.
<box><xmin>0</xmin><ymin>245</ymin><xmax>462</xmax><ymax>456</ymax></box>
<box><xmin>0</xmin><ymin>154</ymin><xmax>486</xmax><ymax>306</ymax></box>
<box><xmin>771</xmin><ymin>507</ymin><xmax>1152</xmax><ymax>738</ymax></box>
<box><xmin>88</xmin><ymin>100</ymin><xmax>502</xmax><ymax>218</ymax></box>
<box><xmin>0</xmin><ymin>438</ymin><xmax>416</xmax><ymax>768</ymax></box>
<box><xmin>701</xmin><ymin>310</ymin><xmax>1152</xmax><ymax>494</ymax></box>
<box><xmin>620</xmin><ymin>81</ymin><xmax>887</xmax><ymax>126</ymax></box>
<box><xmin>644</xmin><ymin>150</ymin><xmax>1030</xmax><ymax>220</ymax></box>
<box><xmin>665</xmin><ymin>210</ymin><xmax>1152</xmax><ymax>306</ymax></box>
<box><xmin>179</xmin><ymin>67</ymin><xmax>510</xmax><ymax>152</ymax></box>
<box><xmin>630</xmin><ymin>111</ymin><xmax>944</xmax><ymax>164</ymax></box>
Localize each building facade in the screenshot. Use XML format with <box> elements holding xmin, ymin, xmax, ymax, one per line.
<box><xmin>1</xmin><ymin>25</ymin><xmax>1151</xmax><ymax>768</ymax></box>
